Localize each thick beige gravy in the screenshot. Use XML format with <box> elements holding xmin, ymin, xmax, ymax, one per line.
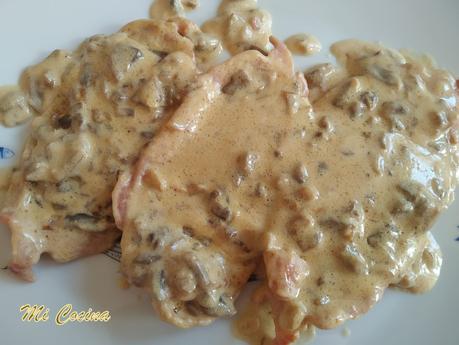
<box><xmin>0</xmin><ymin>17</ymin><xmax>210</xmax><ymax>280</ymax></box>
<box><xmin>113</xmin><ymin>40</ymin><xmax>309</xmax><ymax>328</ymax></box>
<box><xmin>0</xmin><ymin>85</ymin><xmax>34</xmax><ymax>127</ymax></box>
<box><xmin>202</xmin><ymin>0</ymin><xmax>273</xmax><ymax>55</ymax></box>
<box><xmin>0</xmin><ymin>1</ymin><xmax>457</xmax><ymax>344</ymax></box>
<box><xmin>114</xmin><ymin>37</ymin><xmax>458</xmax><ymax>343</ymax></box>
<box><xmin>0</xmin><ymin>167</ymin><xmax>13</xmax><ymax>208</ymax></box>
<box><xmin>285</xmin><ymin>33</ymin><xmax>322</xmax><ymax>56</ymax></box>
<box><xmin>234</xmin><ymin>40</ymin><xmax>458</xmax><ymax>344</ymax></box>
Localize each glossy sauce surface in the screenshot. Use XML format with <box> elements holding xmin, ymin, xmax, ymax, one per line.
<box><xmin>113</xmin><ymin>40</ymin><xmax>311</xmax><ymax>328</ymax></box>
<box><xmin>285</xmin><ymin>33</ymin><xmax>322</xmax><ymax>56</ymax></box>
<box><xmin>202</xmin><ymin>0</ymin><xmax>273</xmax><ymax>55</ymax></box>
<box><xmin>0</xmin><ymin>17</ymin><xmax>209</xmax><ymax>280</ymax></box>
<box><xmin>114</xmin><ymin>33</ymin><xmax>458</xmax><ymax>342</ymax></box>
<box><xmin>236</xmin><ymin>40</ymin><xmax>458</xmax><ymax>344</ymax></box>
<box><xmin>0</xmin><ymin>1</ymin><xmax>457</xmax><ymax>344</ymax></box>
<box><xmin>0</xmin><ymin>85</ymin><xmax>34</xmax><ymax>127</ymax></box>
<box><xmin>0</xmin><ymin>167</ymin><xmax>13</xmax><ymax>208</ymax></box>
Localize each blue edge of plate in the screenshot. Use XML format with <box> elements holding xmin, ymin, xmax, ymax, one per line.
<box><xmin>0</xmin><ymin>147</ymin><xmax>15</xmax><ymax>160</ymax></box>
<box><xmin>2</xmin><ymin>146</ymin><xmax>459</xmax><ymax>242</ymax></box>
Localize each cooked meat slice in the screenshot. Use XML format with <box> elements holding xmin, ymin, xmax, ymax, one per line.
<box><xmin>237</xmin><ymin>40</ymin><xmax>458</xmax><ymax>344</ymax></box>
<box><xmin>0</xmin><ymin>18</ymin><xmax>209</xmax><ymax>281</ymax></box>
<box><xmin>112</xmin><ymin>37</ymin><xmax>314</xmax><ymax>327</ymax></box>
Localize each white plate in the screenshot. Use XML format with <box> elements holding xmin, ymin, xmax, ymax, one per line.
<box><xmin>1</xmin><ymin>1</ymin><xmax>458</xmax><ymax>344</ymax></box>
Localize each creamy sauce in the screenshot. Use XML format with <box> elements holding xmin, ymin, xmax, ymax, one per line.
<box><xmin>114</xmin><ymin>37</ymin><xmax>458</xmax><ymax>342</ymax></box>
<box><xmin>0</xmin><ymin>167</ymin><xmax>13</xmax><ymax>208</ymax></box>
<box><xmin>1</xmin><ymin>1</ymin><xmax>458</xmax><ymax>344</ymax></box>
<box><xmin>149</xmin><ymin>0</ymin><xmax>199</xmax><ymax>20</ymax></box>
<box><xmin>148</xmin><ymin>1</ymin><xmax>222</xmax><ymax>68</ymax></box>
<box><xmin>171</xmin><ymin>17</ymin><xmax>224</xmax><ymax>68</ymax></box>
<box><xmin>285</xmin><ymin>33</ymin><xmax>322</xmax><ymax>56</ymax></box>
<box><xmin>235</xmin><ymin>39</ymin><xmax>458</xmax><ymax>344</ymax></box>
<box><xmin>202</xmin><ymin>0</ymin><xmax>273</xmax><ymax>55</ymax></box>
<box><xmin>234</xmin><ymin>284</ymin><xmax>316</xmax><ymax>345</ymax></box>
<box><xmin>113</xmin><ymin>39</ymin><xmax>304</xmax><ymax>328</ymax></box>
<box><xmin>0</xmin><ymin>86</ymin><xmax>34</xmax><ymax>127</ymax></box>
<box><xmin>0</xmin><ymin>17</ymin><xmax>210</xmax><ymax>280</ymax></box>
